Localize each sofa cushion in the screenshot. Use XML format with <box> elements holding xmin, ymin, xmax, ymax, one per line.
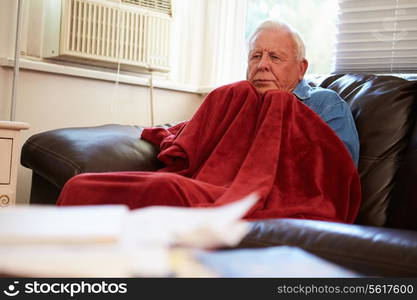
<box><xmin>310</xmin><ymin>74</ymin><xmax>417</xmax><ymax>226</ymax></box>
<box><xmin>388</xmin><ymin>117</ymin><xmax>417</xmax><ymax>230</ymax></box>
<box><xmin>238</xmin><ymin>219</ymin><xmax>417</xmax><ymax>276</ymax></box>
<box><xmin>21</xmin><ymin>124</ymin><xmax>161</xmax><ymax>190</ymax></box>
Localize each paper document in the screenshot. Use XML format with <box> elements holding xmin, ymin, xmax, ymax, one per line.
<box><xmin>0</xmin><ymin>205</ymin><xmax>128</xmax><ymax>244</ymax></box>
<box><xmin>121</xmin><ymin>192</ymin><xmax>258</xmax><ymax>248</ymax></box>
<box><xmin>0</xmin><ymin>193</ymin><xmax>259</xmax><ymax>277</ymax></box>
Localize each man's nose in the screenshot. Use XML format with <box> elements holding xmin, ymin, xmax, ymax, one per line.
<box><xmin>257</xmin><ymin>54</ymin><xmax>271</xmax><ymax>71</ymax></box>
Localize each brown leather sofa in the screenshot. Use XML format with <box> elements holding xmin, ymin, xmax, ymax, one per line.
<box><xmin>21</xmin><ymin>74</ymin><xmax>417</xmax><ymax>276</ymax></box>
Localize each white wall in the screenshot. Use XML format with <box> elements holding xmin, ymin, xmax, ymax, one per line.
<box><xmin>0</xmin><ymin>68</ymin><xmax>13</xmax><ymax>121</ymax></box>
<box><xmin>0</xmin><ymin>0</ymin><xmax>17</xmax><ymax>120</ymax></box>
<box><xmin>1</xmin><ymin>0</ymin><xmax>204</xmax><ymax>205</ymax></box>
<box><xmin>0</xmin><ymin>0</ymin><xmax>16</xmax><ymax>58</ymax></box>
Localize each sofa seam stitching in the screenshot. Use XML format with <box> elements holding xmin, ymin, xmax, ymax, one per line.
<box><xmin>359</xmin><ymin>156</ymin><xmax>403</xmax><ymax>161</ymax></box>
<box><xmin>24</xmin><ymin>141</ymin><xmax>82</xmax><ymax>174</ymax></box>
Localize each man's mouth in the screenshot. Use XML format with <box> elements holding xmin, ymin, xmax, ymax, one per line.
<box><xmin>253</xmin><ymin>79</ymin><xmax>275</xmax><ymax>84</ymax></box>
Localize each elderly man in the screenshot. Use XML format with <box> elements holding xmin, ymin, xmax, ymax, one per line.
<box><xmin>247</xmin><ymin>20</ymin><xmax>359</xmax><ymax>165</ymax></box>
<box><xmin>58</xmin><ymin>20</ymin><xmax>361</xmax><ymax>223</ymax></box>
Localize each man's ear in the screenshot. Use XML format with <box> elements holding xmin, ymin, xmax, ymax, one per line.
<box><xmin>298</xmin><ymin>59</ymin><xmax>309</xmax><ymax>80</ymax></box>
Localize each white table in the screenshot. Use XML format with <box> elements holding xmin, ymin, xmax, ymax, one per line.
<box><xmin>0</xmin><ymin>121</ymin><xmax>30</xmax><ymax>207</ymax></box>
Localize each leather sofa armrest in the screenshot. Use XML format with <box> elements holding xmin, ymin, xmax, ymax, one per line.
<box><xmin>21</xmin><ymin>124</ymin><xmax>161</xmax><ymax>190</ymax></box>
<box><xmin>238</xmin><ymin>219</ymin><xmax>417</xmax><ymax>276</ymax></box>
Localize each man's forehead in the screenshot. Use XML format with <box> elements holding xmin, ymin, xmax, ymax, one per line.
<box><xmin>249</xmin><ymin>29</ymin><xmax>295</xmax><ymax>51</ymax></box>
<box><xmin>249</xmin><ymin>47</ymin><xmax>287</xmax><ymax>56</ymax></box>
<box><xmin>249</xmin><ymin>40</ymin><xmax>292</xmax><ymax>55</ymax></box>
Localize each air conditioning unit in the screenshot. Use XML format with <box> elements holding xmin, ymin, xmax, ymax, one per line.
<box><xmin>42</xmin><ymin>0</ymin><xmax>172</xmax><ymax>72</ymax></box>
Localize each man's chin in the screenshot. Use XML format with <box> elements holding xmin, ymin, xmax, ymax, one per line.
<box><xmin>252</xmin><ymin>82</ymin><xmax>296</xmax><ymax>94</ymax></box>
<box><xmin>254</xmin><ymin>85</ymin><xmax>276</xmax><ymax>95</ymax></box>
<box><xmin>250</xmin><ymin>82</ymin><xmax>271</xmax><ymax>93</ymax></box>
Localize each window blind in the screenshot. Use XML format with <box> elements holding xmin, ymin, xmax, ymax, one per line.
<box><xmin>334</xmin><ymin>0</ymin><xmax>417</xmax><ymax>73</ymax></box>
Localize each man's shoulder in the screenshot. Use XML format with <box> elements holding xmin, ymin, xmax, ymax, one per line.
<box><xmin>309</xmin><ymin>85</ymin><xmax>342</xmax><ymax>100</ymax></box>
<box><xmin>294</xmin><ymin>80</ymin><xmax>342</xmax><ymax>103</ymax></box>
<box><xmin>300</xmin><ymin>83</ymin><xmax>351</xmax><ymax>119</ymax></box>
<box><xmin>307</xmin><ymin>85</ymin><xmax>347</xmax><ymax>109</ymax></box>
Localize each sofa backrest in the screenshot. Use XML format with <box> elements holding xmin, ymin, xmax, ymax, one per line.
<box><xmin>308</xmin><ymin>74</ymin><xmax>417</xmax><ymax>229</ymax></box>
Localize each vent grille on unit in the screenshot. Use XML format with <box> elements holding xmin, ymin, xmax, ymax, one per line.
<box><xmin>121</xmin><ymin>0</ymin><xmax>172</xmax><ymax>16</ymax></box>
<box><xmin>43</xmin><ymin>0</ymin><xmax>172</xmax><ymax>72</ymax></box>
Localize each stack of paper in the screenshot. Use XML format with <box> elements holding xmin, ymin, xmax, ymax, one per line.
<box><xmin>0</xmin><ymin>193</ymin><xmax>258</xmax><ymax>277</ymax></box>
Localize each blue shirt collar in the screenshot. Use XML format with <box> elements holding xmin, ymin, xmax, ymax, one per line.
<box><xmin>293</xmin><ymin>79</ymin><xmax>312</xmax><ymax>101</ymax></box>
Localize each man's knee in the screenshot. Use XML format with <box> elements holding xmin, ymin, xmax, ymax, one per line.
<box><xmin>145</xmin><ymin>173</ymin><xmax>186</xmax><ymax>192</ymax></box>
<box><xmin>65</xmin><ymin>173</ymin><xmax>94</xmax><ymax>187</ymax></box>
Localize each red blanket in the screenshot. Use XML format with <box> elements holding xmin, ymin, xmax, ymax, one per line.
<box><xmin>57</xmin><ymin>81</ymin><xmax>361</xmax><ymax>223</ymax></box>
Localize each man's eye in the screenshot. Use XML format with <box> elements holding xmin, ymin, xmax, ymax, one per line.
<box><xmin>271</xmin><ymin>55</ymin><xmax>281</xmax><ymax>60</ymax></box>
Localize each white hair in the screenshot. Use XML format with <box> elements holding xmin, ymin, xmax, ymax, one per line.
<box><xmin>248</xmin><ymin>20</ymin><xmax>306</xmax><ymax>61</ymax></box>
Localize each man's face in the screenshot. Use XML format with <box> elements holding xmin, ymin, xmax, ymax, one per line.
<box><xmin>246</xmin><ymin>28</ymin><xmax>308</xmax><ymax>95</ymax></box>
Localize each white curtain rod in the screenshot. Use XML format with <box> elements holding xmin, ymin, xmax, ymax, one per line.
<box><xmin>10</xmin><ymin>0</ymin><xmax>23</xmax><ymax>121</ymax></box>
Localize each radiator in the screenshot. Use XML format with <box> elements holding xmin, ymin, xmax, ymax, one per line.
<box><xmin>43</xmin><ymin>0</ymin><xmax>171</xmax><ymax>72</ymax></box>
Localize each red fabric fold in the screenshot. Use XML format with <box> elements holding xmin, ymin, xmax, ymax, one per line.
<box><xmin>58</xmin><ymin>80</ymin><xmax>361</xmax><ymax>223</ymax></box>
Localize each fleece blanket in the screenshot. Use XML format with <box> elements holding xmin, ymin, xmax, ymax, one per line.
<box><xmin>57</xmin><ymin>81</ymin><xmax>361</xmax><ymax>223</ymax></box>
